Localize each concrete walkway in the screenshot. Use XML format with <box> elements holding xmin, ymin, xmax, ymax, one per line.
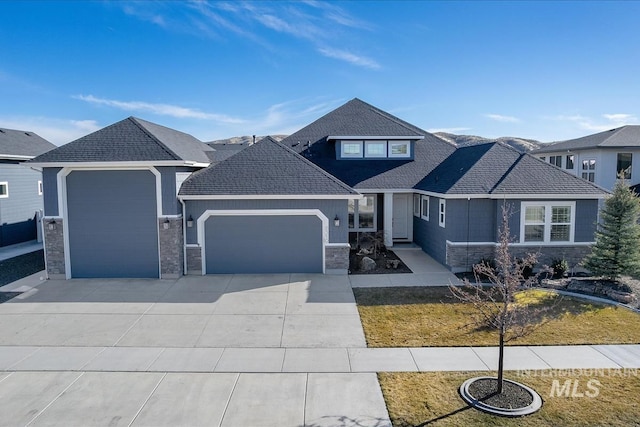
<box><xmin>0</xmin><ymin>240</ymin><xmax>43</xmax><ymax>261</ymax></box>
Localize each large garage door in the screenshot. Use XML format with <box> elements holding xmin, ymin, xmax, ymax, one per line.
<box><xmin>205</xmin><ymin>214</ymin><xmax>323</xmax><ymax>274</ymax></box>
<box><xmin>66</xmin><ymin>170</ymin><xmax>159</xmax><ymax>278</ymax></box>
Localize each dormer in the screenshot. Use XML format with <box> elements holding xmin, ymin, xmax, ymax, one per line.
<box><xmin>331</xmin><ymin>136</ymin><xmax>423</xmax><ymax>160</ymax></box>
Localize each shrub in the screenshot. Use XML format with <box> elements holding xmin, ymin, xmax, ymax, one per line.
<box><xmin>551</xmin><ymin>258</ymin><xmax>569</xmax><ymax>279</ymax></box>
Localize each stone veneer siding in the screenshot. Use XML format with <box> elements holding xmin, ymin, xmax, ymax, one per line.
<box><xmin>325</xmin><ymin>245</ymin><xmax>349</xmax><ymax>273</ymax></box>
<box><xmin>446</xmin><ymin>242</ymin><xmax>593</xmax><ymax>273</ymax></box>
<box><xmin>44</xmin><ymin>218</ymin><xmax>65</xmax><ymax>278</ymax></box>
<box><xmin>159</xmin><ymin>217</ymin><xmax>184</xmax><ymax>278</ymax></box>
<box><xmin>186</xmin><ymin>246</ymin><xmax>202</xmax><ymax>275</ymax></box>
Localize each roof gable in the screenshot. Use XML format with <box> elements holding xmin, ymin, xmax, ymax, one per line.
<box><xmin>179</xmin><ymin>136</ymin><xmax>358</xmax><ymax>197</ymax></box>
<box><xmin>30</xmin><ymin>117</ymin><xmax>211</xmax><ymax>164</ymax></box>
<box><xmin>0</xmin><ymin>127</ymin><xmax>55</xmax><ymax>158</ymax></box>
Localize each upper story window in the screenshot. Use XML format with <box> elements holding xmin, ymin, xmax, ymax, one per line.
<box><xmin>389</xmin><ymin>141</ymin><xmax>410</xmax><ymax>158</ymax></box>
<box><xmin>342</xmin><ymin>142</ymin><xmax>363</xmax><ymax>158</ymax></box>
<box><xmin>438</xmin><ymin>199</ymin><xmax>446</xmax><ymax>227</ymax></box>
<box><xmin>566</xmin><ymin>155</ymin><xmax>575</xmax><ymax>169</ymax></box>
<box><xmin>617</xmin><ymin>153</ymin><xmax>632</xmax><ymax>180</ymax></box>
<box><xmin>365</xmin><ymin>141</ymin><xmax>386</xmax><ymax>158</ymax></box>
<box><xmin>581</xmin><ymin>159</ymin><xmax>596</xmax><ymax>182</ymax></box>
<box><xmin>549</xmin><ymin>156</ymin><xmax>562</xmax><ymax>168</ymax></box>
<box><xmin>0</xmin><ymin>182</ymin><xmax>7</xmax><ymax>198</ymax></box>
<box><xmin>521</xmin><ymin>202</ymin><xmax>575</xmax><ymax>244</ymax></box>
<box><xmin>338</xmin><ymin>139</ymin><xmax>412</xmax><ymax>160</ymax></box>
<box><xmin>348</xmin><ymin>194</ymin><xmax>376</xmax><ymax>231</ymax></box>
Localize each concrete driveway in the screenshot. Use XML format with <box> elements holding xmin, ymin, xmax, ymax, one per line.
<box><xmin>0</xmin><ymin>273</ymin><xmax>390</xmax><ymax>427</ymax></box>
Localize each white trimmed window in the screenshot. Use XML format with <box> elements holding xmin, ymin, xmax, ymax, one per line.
<box><xmin>0</xmin><ymin>182</ymin><xmax>7</xmax><ymax>198</ymax></box>
<box><xmin>617</xmin><ymin>153</ymin><xmax>632</xmax><ymax>179</ymax></box>
<box><xmin>388</xmin><ymin>141</ymin><xmax>411</xmax><ymax>158</ymax></box>
<box><xmin>421</xmin><ymin>195</ymin><xmax>430</xmax><ymax>221</ymax></box>
<box><xmin>413</xmin><ymin>194</ymin><xmax>420</xmax><ymax>217</ymax></box>
<box><xmin>566</xmin><ymin>155</ymin><xmax>574</xmax><ymax>170</ymax></box>
<box><xmin>348</xmin><ymin>194</ymin><xmax>376</xmax><ymax>230</ymax></box>
<box><xmin>581</xmin><ymin>159</ymin><xmax>595</xmax><ymax>182</ymax></box>
<box><xmin>365</xmin><ymin>141</ymin><xmax>387</xmax><ymax>158</ymax></box>
<box><xmin>521</xmin><ymin>202</ymin><xmax>575</xmax><ymax>244</ymax></box>
<box><xmin>38</xmin><ymin>180</ymin><xmax>43</xmax><ymax>195</ymax></box>
<box><xmin>549</xmin><ymin>156</ymin><xmax>562</xmax><ymax>168</ymax></box>
<box><xmin>342</xmin><ymin>142</ymin><xmax>363</xmax><ymax>158</ymax></box>
<box><xmin>438</xmin><ymin>199</ymin><xmax>446</xmax><ymax>227</ymax></box>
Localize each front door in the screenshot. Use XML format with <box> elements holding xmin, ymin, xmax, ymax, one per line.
<box><xmin>392</xmin><ymin>194</ymin><xmax>409</xmax><ymax>239</ymax></box>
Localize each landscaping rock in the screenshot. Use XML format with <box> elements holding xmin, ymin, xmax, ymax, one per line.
<box><xmin>360</xmin><ymin>256</ymin><xmax>376</xmax><ymax>271</ymax></box>
<box><xmin>386</xmin><ymin>259</ymin><xmax>400</xmax><ymax>269</ymax></box>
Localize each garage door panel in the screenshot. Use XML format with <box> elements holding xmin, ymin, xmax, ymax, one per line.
<box><xmin>205</xmin><ymin>215</ymin><xmax>323</xmax><ymax>274</ymax></box>
<box><xmin>66</xmin><ymin>170</ymin><xmax>159</xmax><ymax>278</ymax></box>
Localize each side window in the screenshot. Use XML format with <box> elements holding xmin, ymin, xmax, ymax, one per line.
<box><xmin>421</xmin><ymin>196</ymin><xmax>430</xmax><ymax>221</ymax></box>
<box><xmin>0</xmin><ymin>182</ymin><xmax>8</xmax><ymax>198</ymax></box>
<box><xmin>438</xmin><ymin>199</ymin><xmax>446</xmax><ymax>227</ymax></box>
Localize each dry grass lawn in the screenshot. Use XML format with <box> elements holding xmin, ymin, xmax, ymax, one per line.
<box><xmin>380</xmin><ymin>370</ymin><xmax>640</xmax><ymax>426</ymax></box>
<box><xmin>354</xmin><ymin>287</ymin><xmax>640</xmax><ymax>347</ymax></box>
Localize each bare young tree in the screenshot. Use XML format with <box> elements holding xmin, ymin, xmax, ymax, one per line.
<box><xmin>449</xmin><ymin>204</ymin><xmax>551</xmax><ymax>394</ymax></box>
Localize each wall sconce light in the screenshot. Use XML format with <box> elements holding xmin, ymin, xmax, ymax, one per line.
<box><xmin>48</xmin><ymin>219</ymin><xmax>56</xmax><ymax>230</ymax></box>
<box><xmin>187</xmin><ymin>215</ymin><xmax>194</xmax><ymax>228</ymax></box>
<box><xmin>334</xmin><ymin>215</ymin><xmax>340</xmax><ymax>227</ymax></box>
<box><xmin>163</xmin><ymin>218</ymin><xmax>170</xmax><ymax>229</ymax></box>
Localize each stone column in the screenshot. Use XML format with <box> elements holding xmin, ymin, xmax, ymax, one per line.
<box><xmin>43</xmin><ymin>218</ymin><xmax>65</xmax><ymax>279</ymax></box>
<box><xmin>158</xmin><ymin>217</ymin><xmax>184</xmax><ymax>279</ymax></box>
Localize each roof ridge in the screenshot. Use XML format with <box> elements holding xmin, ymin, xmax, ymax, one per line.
<box><xmin>128</xmin><ymin>117</ymin><xmax>181</xmax><ymax>161</ymax></box>
<box><xmin>487</xmin><ymin>151</ymin><xmax>525</xmax><ymax>194</ymax></box>
<box><xmin>269</xmin><ymin>137</ymin><xmax>359</xmax><ymax>195</ymax></box>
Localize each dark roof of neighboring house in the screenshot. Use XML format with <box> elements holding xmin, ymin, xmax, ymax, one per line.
<box><xmin>0</xmin><ymin>127</ymin><xmax>55</xmax><ymax>159</ymax></box>
<box><xmin>534</xmin><ymin>125</ymin><xmax>640</xmax><ymax>153</ymax></box>
<box><xmin>281</xmin><ymin>98</ymin><xmax>457</xmax><ymax>189</ymax></box>
<box><xmin>30</xmin><ymin>117</ymin><xmax>212</xmax><ymax>164</ymax></box>
<box><xmin>179</xmin><ymin>137</ymin><xmax>358</xmax><ymax>197</ymax></box>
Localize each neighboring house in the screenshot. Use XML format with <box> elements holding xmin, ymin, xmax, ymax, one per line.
<box><xmin>532</xmin><ymin>126</ymin><xmax>640</xmax><ymax>191</ymax></box>
<box><xmin>30</xmin><ymin>99</ymin><xmax>608</xmax><ymax>279</ymax></box>
<box><xmin>0</xmin><ymin>127</ymin><xmax>55</xmax><ymax>246</ymax></box>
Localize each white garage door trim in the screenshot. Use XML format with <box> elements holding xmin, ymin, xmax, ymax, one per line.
<box><xmin>197</xmin><ymin>209</ymin><xmax>329</xmax><ymax>275</ymax></box>
<box><xmin>57</xmin><ymin>166</ymin><xmax>163</xmax><ymax>279</ymax></box>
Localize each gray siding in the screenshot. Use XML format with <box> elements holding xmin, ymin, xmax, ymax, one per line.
<box><xmin>0</xmin><ymin>164</ymin><xmax>43</xmax><ymax>246</ymax></box>
<box><xmin>205</xmin><ymin>215</ymin><xmax>323</xmax><ymax>274</ymax></box>
<box><xmin>185</xmin><ymin>199</ymin><xmax>349</xmax><ymax>244</ymax></box>
<box><xmin>42</xmin><ymin>167</ymin><xmax>61</xmax><ymax>216</ymax></box>
<box><xmin>66</xmin><ymin>170</ymin><xmax>159</xmax><ymax>278</ymax></box>
<box><xmin>413</xmin><ymin>197</ymin><xmax>448</xmax><ymax>265</ymax></box>
<box><xmin>157</xmin><ymin>166</ymin><xmax>197</xmax><ymax>216</ymax></box>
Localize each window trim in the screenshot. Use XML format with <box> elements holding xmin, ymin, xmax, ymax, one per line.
<box><xmin>421</xmin><ymin>195</ymin><xmax>430</xmax><ymax>221</ymax></box>
<box><xmin>520</xmin><ymin>201</ymin><xmax>576</xmax><ymax>244</ymax></box>
<box><xmin>565</xmin><ymin>155</ymin><xmax>575</xmax><ymax>170</ymax></box>
<box><xmin>413</xmin><ymin>194</ymin><xmax>420</xmax><ymax>217</ymax></box>
<box><xmin>364</xmin><ymin>140</ymin><xmax>387</xmax><ymax>158</ymax></box>
<box><xmin>616</xmin><ymin>152</ymin><xmax>632</xmax><ymax>180</ymax></box>
<box><xmin>38</xmin><ymin>180</ymin><xmax>43</xmax><ymax>196</ymax></box>
<box><xmin>388</xmin><ymin>141</ymin><xmax>411</xmax><ymax>158</ymax></box>
<box><xmin>0</xmin><ymin>182</ymin><xmax>7</xmax><ymax>198</ymax></box>
<box><xmin>348</xmin><ymin>194</ymin><xmax>377</xmax><ymax>231</ymax></box>
<box><xmin>581</xmin><ymin>159</ymin><xmax>596</xmax><ymax>182</ymax></box>
<box><xmin>438</xmin><ymin>199</ymin><xmax>446</xmax><ymax>228</ymax></box>
<box><xmin>341</xmin><ymin>141</ymin><xmax>363</xmax><ymax>158</ymax></box>
<box><xmin>549</xmin><ymin>155</ymin><xmax>562</xmax><ymax>168</ymax></box>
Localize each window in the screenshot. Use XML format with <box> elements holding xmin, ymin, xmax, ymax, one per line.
<box><xmin>549</xmin><ymin>156</ymin><xmax>562</xmax><ymax>167</ymax></box>
<box><xmin>388</xmin><ymin>141</ymin><xmax>411</xmax><ymax>158</ymax></box>
<box><xmin>348</xmin><ymin>194</ymin><xmax>376</xmax><ymax>230</ymax></box>
<box><xmin>438</xmin><ymin>199</ymin><xmax>446</xmax><ymax>227</ymax></box>
<box><xmin>38</xmin><ymin>180</ymin><xmax>43</xmax><ymax>196</ymax></box>
<box><xmin>421</xmin><ymin>196</ymin><xmax>430</xmax><ymax>221</ymax></box>
<box><xmin>617</xmin><ymin>153</ymin><xmax>632</xmax><ymax>179</ymax></box>
<box><xmin>521</xmin><ymin>202</ymin><xmax>575</xmax><ymax>244</ymax></box>
<box><xmin>413</xmin><ymin>194</ymin><xmax>420</xmax><ymax>217</ymax></box>
<box><xmin>566</xmin><ymin>155</ymin><xmax>575</xmax><ymax>170</ymax></box>
<box><xmin>581</xmin><ymin>159</ymin><xmax>596</xmax><ymax>182</ymax></box>
<box><xmin>0</xmin><ymin>182</ymin><xmax>7</xmax><ymax>198</ymax></box>
<box><xmin>365</xmin><ymin>141</ymin><xmax>387</xmax><ymax>158</ymax></box>
<box><xmin>342</xmin><ymin>142</ymin><xmax>363</xmax><ymax>158</ymax></box>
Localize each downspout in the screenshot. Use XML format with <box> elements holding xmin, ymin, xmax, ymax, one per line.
<box><xmin>179</xmin><ymin>198</ymin><xmax>188</xmax><ymax>275</ymax></box>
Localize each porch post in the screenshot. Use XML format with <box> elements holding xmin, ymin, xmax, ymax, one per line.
<box><xmin>383</xmin><ymin>192</ymin><xmax>393</xmax><ymax>247</ymax></box>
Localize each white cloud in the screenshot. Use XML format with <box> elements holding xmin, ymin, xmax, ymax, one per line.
<box><xmin>603</xmin><ymin>113</ymin><xmax>638</xmax><ymax>124</ymax></box>
<box><xmin>484</xmin><ymin>114</ymin><xmax>521</xmax><ymax>123</ymax></box>
<box><xmin>74</xmin><ymin>95</ymin><xmax>244</xmax><ymax>124</ymax></box>
<box><xmin>0</xmin><ymin>116</ymin><xmax>101</xmax><ymax>145</ymax></box>
<box><xmin>317</xmin><ymin>47</ymin><xmax>380</xmax><ymax>69</ymax></box>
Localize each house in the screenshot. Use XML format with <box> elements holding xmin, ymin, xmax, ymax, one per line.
<box><xmin>0</xmin><ymin>127</ymin><xmax>55</xmax><ymax>246</ymax></box>
<box><xmin>532</xmin><ymin>126</ymin><xmax>640</xmax><ymax>191</ymax></box>
<box><xmin>30</xmin><ymin>99</ymin><xmax>608</xmax><ymax>279</ymax></box>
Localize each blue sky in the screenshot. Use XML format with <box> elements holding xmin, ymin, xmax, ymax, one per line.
<box><xmin>1</xmin><ymin>1</ymin><xmax>639</xmax><ymax>145</ymax></box>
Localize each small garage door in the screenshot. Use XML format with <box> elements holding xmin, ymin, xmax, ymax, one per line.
<box><xmin>205</xmin><ymin>214</ymin><xmax>323</xmax><ymax>274</ymax></box>
<box><xmin>66</xmin><ymin>170</ymin><xmax>159</xmax><ymax>278</ymax></box>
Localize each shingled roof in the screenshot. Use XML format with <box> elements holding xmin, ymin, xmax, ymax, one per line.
<box><xmin>534</xmin><ymin>125</ymin><xmax>640</xmax><ymax>153</ymax></box>
<box><xmin>0</xmin><ymin>127</ymin><xmax>55</xmax><ymax>159</ymax></box>
<box><xmin>179</xmin><ymin>137</ymin><xmax>358</xmax><ymax>197</ymax></box>
<box><xmin>29</xmin><ymin>117</ymin><xmax>212</xmax><ymax>164</ymax></box>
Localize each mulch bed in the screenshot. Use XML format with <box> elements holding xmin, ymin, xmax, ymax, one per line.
<box><xmin>467</xmin><ymin>377</ymin><xmax>534</xmax><ymax>409</ymax></box>
<box><xmin>0</xmin><ymin>249</ymin><xmax>44</xmax><ymax>287</ymax></box>
<box><xmin>349</xmin><ymin>249</ymin><xmax>412</xmax><ymax>275</ymax></box>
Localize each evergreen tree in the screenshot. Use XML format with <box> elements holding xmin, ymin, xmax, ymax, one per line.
<box><xmin>584</xmin><ymin>179</ymin><xmax>640</xmax><ymax>280</ymax></box>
